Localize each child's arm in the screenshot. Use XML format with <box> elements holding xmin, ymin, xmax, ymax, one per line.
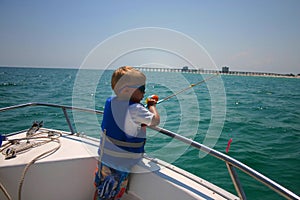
<box><xmin>147</xmin><ymin>99</ymin><xmax>160</xmax><ymax>126</ymax></box>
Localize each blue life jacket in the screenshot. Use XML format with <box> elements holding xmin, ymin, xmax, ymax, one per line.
<box><xmin>99</xmin><ymin>97</ymin><xmax>146</xmax><ymax>171</ymax></box>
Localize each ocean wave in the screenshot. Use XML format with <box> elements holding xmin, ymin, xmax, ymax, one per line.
<box><xmin>0</xmin><ymin>82</ymin><xmax>18</xmax><ymax>86</ymax></box>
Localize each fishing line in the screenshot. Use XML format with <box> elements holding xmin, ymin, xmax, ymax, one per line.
<box><xmin>154</xmin><ymin>73</ymin><xmax>219</xmax><ymax>105</ymax></box>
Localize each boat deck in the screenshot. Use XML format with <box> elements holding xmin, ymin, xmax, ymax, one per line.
<box><xmin>0</xmin><ymin>128</ymin><xmax>239</xmax><ymax>200</ymax></box>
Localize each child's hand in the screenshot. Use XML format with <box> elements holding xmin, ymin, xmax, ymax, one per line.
<box><xmin>146</xmin><ymin>95</ymin><xmax>159</xmax><ymax>107</ymax></box>
<box><xmin>146</xmin><ymin>94</ymin><xmax>160</xmax><ymax>126</ymax></box>
<box><xmin>147</xmin><ymin>98</ymin><xmax>157</xmax><ymax>107</ymax></box>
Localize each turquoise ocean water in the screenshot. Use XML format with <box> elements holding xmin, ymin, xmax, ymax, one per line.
<box><xmin>0</xmin><ymin>67</ymin><xmax>299</xmax><ymax>199</ymax></box>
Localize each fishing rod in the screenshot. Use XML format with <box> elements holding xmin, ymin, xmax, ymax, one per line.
<box><xmin>148</xmin><ymin>73</ymin><xmax>219</xmax><ymax>105</ymax></box>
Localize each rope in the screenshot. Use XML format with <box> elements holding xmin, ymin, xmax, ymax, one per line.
<box><xmin>97</xmin><ymin>129</ymin><xmax>106</xmax><ymax>175</ymax></box>
<box><xmin>18</xmin><ymin>134</ymin><xmax>61</xmax><ymax>200</ymax></box>
<box><xmin>94</xmin><ymin>130</ymin><xmax>107</xmax><ymax>200</ymax></box>
<box><xmin>0</xmin><ymin>130</ymin><xmax>62</xmax><ymax>200</ymax></box>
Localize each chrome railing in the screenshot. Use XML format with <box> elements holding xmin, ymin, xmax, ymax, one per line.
<box><xmin>0</xmin><ymin>102</ymin><xmax>299</xmax><ymax>200</ymax></box>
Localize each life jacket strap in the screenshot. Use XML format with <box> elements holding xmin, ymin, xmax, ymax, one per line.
<box><xmin>103</xmin><ymin>148</ymin><xmax>143</xmax><ymax>159</ymax></box>
<box><xmin>105</xmin><ymin>135</ymin><xmax>145</xmax><ymax>148</ymax></box>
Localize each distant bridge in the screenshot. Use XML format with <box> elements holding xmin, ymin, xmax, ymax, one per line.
<box><xmin>135</xmin><ymin>67</ymin><xmax>288</xmax><ymax>77</ymax></box>
<box><xmin>135</xmin><ymin>67</ymin><xmax>219</xmax><ymax>74</ymax></box>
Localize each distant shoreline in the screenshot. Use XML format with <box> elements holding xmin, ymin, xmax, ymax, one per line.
<box><xmin>0</xmin><ymin>66</ymin><xmax>299</xmax><ymax>79</ymax></box>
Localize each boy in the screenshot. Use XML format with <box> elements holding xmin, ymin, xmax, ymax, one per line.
<box><xmin>94</xmin><ymin>66</ymin><xmax>160</xmax><ymax>200</ymax></box>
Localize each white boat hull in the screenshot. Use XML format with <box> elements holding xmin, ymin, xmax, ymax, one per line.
<box><xmin>0</xmin><ymin>128</ymin><xmax>238</xmax><ymax>200</ymax></box>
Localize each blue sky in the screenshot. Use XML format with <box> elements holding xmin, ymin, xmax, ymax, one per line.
<box><xmin>0</xmin><ymin>0</ymin><xmax>299</xmax><ymax>74</ymax></box>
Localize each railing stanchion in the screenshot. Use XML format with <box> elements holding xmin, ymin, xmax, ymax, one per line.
<box><xmin>226</xmin><ymin>162</ymin><xmax>247</xmax><ymax>200</ymax></box>
<box><xmin>62</xmin><ymin>107</ymin><xmax>75</xmax><ymax>134</ymax></box>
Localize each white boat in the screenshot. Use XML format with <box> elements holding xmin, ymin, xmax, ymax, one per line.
<box><xmin>0</xmin><ymin>103</ymin><xmax>299</xmax><ymax>200</ymax></box>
